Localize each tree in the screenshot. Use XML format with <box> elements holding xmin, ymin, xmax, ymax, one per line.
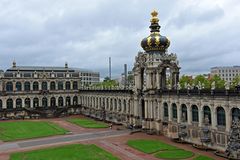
<box><xmin>179</xmin><ymin>75</ymin><xmax>193</xmax><ymax>89</ymax></box>
<box><xmin>193</xmin><ymin>75</ymin><xmax>210</xmax><ymax>89</ymax></box>
<box><xmin>127</xmin><ymin>74</ymin><xmax>134</xmax><ymax>85</ymax></box>
<box><xmin>231</xmin><ymin>76</ymin><xmax>240</xmax><ymax>89</ymax></box>
<box><xmin>209</xmin><ymin>75</ymin><xmax>225</xmax><ymax>89</ymax></box>
<box><xmin>93</xmin><ymin>77</ymin><xmax>119</xmax><ymax>88</ymax></box>
<box><xmin>103</xmin><ymin>76</ymin><xmax>111</xmax><ymax>82</ymax></box>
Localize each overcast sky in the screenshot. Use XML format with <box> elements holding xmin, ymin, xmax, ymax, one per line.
<box><xmin>0</xmin><ymin>0</ymin><xmax>240</xmax><ymax>78</ymax></box>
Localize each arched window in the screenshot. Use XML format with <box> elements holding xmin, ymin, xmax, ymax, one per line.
<box><xmin>203</xmin><ymin>106</ymin><xmax>211</xmax><ymax>124</ymax></box>
<box><xmin>24</xmin><ymin>81</ymin><xmax>30</xmax><ymax>91</ymax></box>
<box><xmin>16</xmin><ymin>98</ymin><xmax>22</xmax><ymax>108</ymax></box>
<box><xmin>164</xmin><ymin>103</ymin><xmax>168</xmax><ymax>118</ymax></box>
<box><xmin>6</xmin><ymin>82</ymin><xmax>13</xmax><ymax>92</ymax></box>
<box><xmin>181</xmin><ymin>104</ymin><xmax>188</xmax><ymax>122</ymax></box>
<box><xmin>58</xmin><ymin>81</ymin><xmax>63</xmax><ymax>90</ymax></box>
<box><xmin>232</xmin><ymin>108</ymin><xmax>240</xmax><ymax>121</ymax></box>
<box><xmin>192</xmin><ymin>105</ymin><xmax>199</xmax><ymax>122</ymax></box>
<box><xmin>42</xmin><ymin>81</ymin><xmax>48</xmax><ymax>90</ymax></box>
<box><xmin>33</xmin><ymin>98</ymin><xmax>39</xmax><ymax>107</ymax></box>
<box><xmin>217</xmin><ymin>107</ymin><xmax>226</xmax><ymax>126</ymax></box>
<box><xmin>25</xmin><ymin>98</ymin><xmax>31</xmax><ymax>108</ymax></box>
<box><xmin>172</xmin><ymin>103</ymin><xmax>177</xmax><ymax>119</ymax></box>
<box><xmin>50</xmin><ymin>81</ymin><xmax>56</xmax><ymax>90</ymax></box>
<box><xmin>0</xmin><ymin>99</ymin><xmax>2</xmax><ymax>109</ymax></box>
<box><xmin>58</xmin><ymin>97</ymin><xmax>64</xmax><ymax>107</ymax></box>
<box><xmin>73</xmin><ymin>81</ymin><xmax>78</xmax><ymax>90</ymax></box>
<box><xmin>66</xmin><ymin>81</ymin><xmax>71</xmax><ymax>90</ymax></box>
<box><xmin>50</xmin><ymin>97</ymin><xmax>56</xmax><ymax>107</ymax></box>
<box><xmin>42</xmin><ymin>97</ymin><xmax>48</xmax><ymax>107</ymax></box>
<box><xmin>66</xmin><ymin>96</ymin><xmax>71</xmax><ymax>106</ymax></box>
<box><xmin>7</xmin><ymin>99</ymin><xmax>13</xmax><ymax>109</ymax></box>
<box><xmin>16</xmin><ymin>82</ymin><xmax>22</xmax><ymax>91</ymax></box>
<box><xmin>73</xmin><ymin>96</ymin><xmax>78</xmax><ymax>105</ymax></box>
<box><xmin>33</xmin><ymin>81</ymin><xmax>39</xmax><ymax>91</ymax></box>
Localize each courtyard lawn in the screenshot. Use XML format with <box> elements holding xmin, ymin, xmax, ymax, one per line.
<box><xmin>0</xmin><ymin>121</ymin><xmax>68</xmax><ymax>141</ymax></box>
<box><xmin>154</xmin><ymin>150</ymin><xmax>194</xmax><ymax>159</ymax></box>
<box><xmin>127</xmin><ymin>139</ymin><xmax>178</xmax><ymax>154</ymax></box>
<box><xmin>10</xmin><ymin>144</ymin><xmax>119</xmax><ymax>160</ymax></box>
<box><xmin>193</xmin><ymin>155</ymin><xmax>214</xmax><ymax>160</ymax></box>
<box><xmin>127</xmin><ymin>139</ymin><xmax>195</xmax><ymax>159</ymax></box>
<box><xmin>67</xmin><ymin>118</ymin><xmax>108</xmax><ymax>128</ymax></box>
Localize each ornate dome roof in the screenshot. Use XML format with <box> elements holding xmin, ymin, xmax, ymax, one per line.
<box><xmin>141</xmin><ymin>10</ymin><xmax>170</xmax><ymax>53</ymax></box>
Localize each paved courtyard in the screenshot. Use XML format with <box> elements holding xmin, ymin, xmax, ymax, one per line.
<box><xmin>0</xmin><ymin>117</ymin><xmax>227</xmax><ymax>160</ymax></box>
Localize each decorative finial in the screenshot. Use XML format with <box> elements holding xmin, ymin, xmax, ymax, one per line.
<box><xmin>12</xmin><ymin>59</ymin><xmax>16</xmax><ymax>68</ymax></box>
<box><xmin>150</xmin><ymin>10</ymin><xmax>159</xmax><ymax>23</ymax></box>
<box><xmin>65</xmin><ymin>62</ymin><xmax>68</xmax><ymax>68</ymax></box>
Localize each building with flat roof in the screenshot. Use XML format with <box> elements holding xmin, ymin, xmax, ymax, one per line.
<box><xmin>211</xmin><ymin>66</ymin><xmax>240</xmax><ymax>83</ymax></box>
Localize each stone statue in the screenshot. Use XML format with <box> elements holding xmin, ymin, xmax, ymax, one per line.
<box><xmin>204</xmin><ymin>115</ymin><xmax>210</xmax><ymax>126</ymax></box>
<box><xmin>225</xmin><ymin>81</ymin><xmax>230</xmax><ymax>90</ymax></box>
<box><xmin>184</xmin><ymin>82</ymin><xmax>188</xmax><ymax>89</ymax></box>
<box><xmin>177</xmin><ymin>82</ymin><xmax>181</xmax><ymax>90</ymax></box>
<box><xmin>197</xmin><ymin>81</ymin><xmax>202</xmax><ymax>90</ymax></box>
<box><xmin>211</xmin><ymin>81</ymin><xmax>215</xmax><ymax>90</ymax></box>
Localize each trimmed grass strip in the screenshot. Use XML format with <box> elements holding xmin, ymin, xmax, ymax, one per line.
<box><xmin>67</xmin><ymin>118</ymin><xmax>108</xmax><ymax>128</ymax></box>
<box><xmin>127</xmin><ymin>139</ymin><xmax>178</xmax><ymax>154</ymax></box>
<box><xmin>0</xmin><ymin>121</ymin><xmax>68</xmax><ymax>141</ymax></box>
<box><xmin>10</xmin><ymin>144</ymin><xmax>119</xmax><ymax>160</ymax></box>
<box><xmin>154</xmin><ymin>150</ymin><xmax>194</xmax><ymax>159</ymax></box>
<box><xmin>193</xmin><ymin>155</ymin><xmax>214</xmax><ymax>160</ymax></box>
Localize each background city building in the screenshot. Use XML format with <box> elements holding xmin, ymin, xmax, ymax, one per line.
<box><xmin>211</xmin><ymin>66</ymin><xmax>240</xmax><ymax>83</ymax></box>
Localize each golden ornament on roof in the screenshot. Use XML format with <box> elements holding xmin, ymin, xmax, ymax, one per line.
<box><xmin>150</xmin><ymin>10</ymin><xmax>159</xmax><ymax>23</ymax></box>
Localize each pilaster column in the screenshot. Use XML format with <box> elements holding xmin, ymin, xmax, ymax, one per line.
<box><xmin>187</xmin><ymin>106</ymin><xmax>192</xmax><ymax>125</ymax></box>
<box><xmin>30</xmin><ymin>98</ymin><xmax>33</xmax><ymax>108</ymax></box>
<box><xmin>47</xmin><ymin>97</ymin><xmax>51</xmax><ymax>107</ymax></box>
<box><xmin>138</xmin><ymin>99</ymin><xmax>141</xmax><ymax>118</ymax></box>
<box><xmin>169</xmin><ymin>104</ymin><xmax>172</xmax><ymax>122</ymax></box>
<box><xmin>211</xmin><ymin>106</ymin><xmax>217</xmax><ymax>129</ymax></box>
<box><xmin>39</xmin><ymin>82</ymin><xmax>42</xmax><ymax>90</ymax></box>
<box><xmin>13</xmin><ymin>98</ymin><xmax>16</xmax><ymax>109</ymax></box>
<box><xmin>177</xmin><ymin>105</ymin><xmax>181</xmax><ymax>123</ymax></box>
<box><xmin>225</xmin><ymin>107</ymin><xmax>231</xmax><ymax>132</ymax></box>
<box><xmin>150</xmin><ymin>100</ymin><xmax>153</xmax><ymax>119</ymax></box>
<box><xmin>47</xmin><ymin>81</ymin><xmax>50</xmax><ymax>90</ymax></box>
<box><xmin>144</xmin><ymin>100</ymin><xmax>148</xmax><ymax>119</ymax></box>
<box><xmin>146</xmin><ymin>72</ymin><xmax>150</xmax><ymax>89</ymax></box>
<box><xmin>156</xmin><ymin>72</ymin><xmax>160</xmax><ymax>89</ymax></box>
<box><xmin>199</xmin><ymin>106</ymin><xmax>203</xmax><ymax>127</ymax></box>
<box><xmin>30</xmin><ymin>81</ymin><xmax>33</xmax><ymax>91</ymax></box>
<box><xmin>13</xmin><ymin>81</ymin><xmax>16</xmax><ymax>92</ymax></box>
<box><xmin>158</xmin><ymin>100</ymin><xmax>161</xmax><ymax>120</ymax></box>
<box><xmin>171</xmin><ymin>72</ymin><xmax>175</xmax><ymax>89</ymax></box>
<box><xmin>39</xmin><ymin>97</ymin><xmax>42</xmax><ymax>107</ymax></box>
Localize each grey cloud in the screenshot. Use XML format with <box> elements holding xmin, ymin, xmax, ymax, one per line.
<box><xmin>167</xmin><ymin>4</ymin><xmax>224</xmax><ymax>29</ymax></box>
<box><xmin>0</xmin><ymin>0</ymin><xmax>239</xmax><ymax>78</ymax></box>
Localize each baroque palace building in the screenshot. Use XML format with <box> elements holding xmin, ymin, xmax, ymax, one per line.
<box><xmin>1</xmin><ymin>10</ymin><xmax>240</xmax><ymax>156</ymax></box>
<box><xmin>0</xmin><ymin>62</ymin><xmax>99</xmax><ymax>118</ymax></box>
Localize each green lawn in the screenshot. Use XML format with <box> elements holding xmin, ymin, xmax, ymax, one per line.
<box><xmin>127</xmin><ymin>139</ymin><xmax>178</xmax><ymax>153</ymax></box>
<box><xmin>155</xmin><ymin>150</ymin><xmax>194</xmax><ymax>159</ymax></box>
<box><xmin>193</xmin><ymin>155</ymin><xmax>214</xmax><ymax>160</ymax></box>
<box><xmin>127</xmin><ymin>139</ymin><xmax>195</xmax><ymax>159</ymax></box>
<box><xmin>67</xmin><ymin>118</ymin><xmax>108</xmax><ymax>128</ymax></box>
<box><xmin>0</xmin><ymin>121</ymin><xmax>68</xmax><ymax>141</ymax></box>
<box><xmin>10</xmin><ymin>144</ymin><xmax>119</xmax><ymax>160</ymax></box>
